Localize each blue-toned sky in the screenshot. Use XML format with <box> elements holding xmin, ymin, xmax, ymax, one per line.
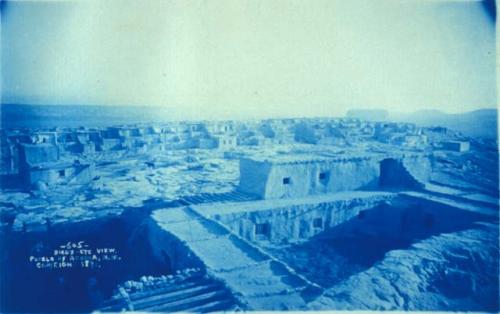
<box><xmin>1</xmin><ymin>0</ymin><xmax>497</xmax><ymax>119</ymax></box>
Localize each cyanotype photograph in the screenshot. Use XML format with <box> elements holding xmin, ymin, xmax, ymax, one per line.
<box><xmin>0</xmin><ymin>0</ymin><xmax>498</xmax><ymax>313</ymax></box>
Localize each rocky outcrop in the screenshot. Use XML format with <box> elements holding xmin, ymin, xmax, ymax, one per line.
<box><xmin>309</xmin><ymin>222</ymin><xmax>499</xmax><ymax>312</ymax></box>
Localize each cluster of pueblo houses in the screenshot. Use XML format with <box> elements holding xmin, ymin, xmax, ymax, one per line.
<box><xmin>0</xmin><ymin>118</ymin><xmax>468</xmax><ymax>190</ymax></box>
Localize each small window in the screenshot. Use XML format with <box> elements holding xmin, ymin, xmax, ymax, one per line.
<box><xmin>255</xmin><ymin>223</ymin><xmax>270</xmax><ymax>236</ymax></box>
<box><xmin>283</xmin><ymin>177</ymin><xmax>291</xmax><ymax>185</ymax></box>
<box><xmin>319</xmin><ymin>172</ymin><xmax>328</xmax><ymax>181</ymax></box>
<box><xmin>58</xmin><ymin>170</ymin><xmax>66</xmax><ymax>177</ymax></box>
<box><xmin>313</xmin><ymin>218</ymin><xmax>323</xmax><ymax>228</ymax></box>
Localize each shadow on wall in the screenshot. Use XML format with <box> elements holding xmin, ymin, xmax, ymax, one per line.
<box><xmin>0</xmin><ymin>174</ymin><xmax>24</xmax><ymax>189</ymax></box>
<box><xmin>317</xmin><ymin>198</ymin><xmax>493</xmax><ymax>245</ymax></box>
<box><xmin>379</xmin><ymin>157</ymin><xmax>430</xmax><ymax>190</ymax></box>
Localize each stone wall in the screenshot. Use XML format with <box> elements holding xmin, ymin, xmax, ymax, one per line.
<box><xmin>211</xmin><ymin>194</ymin><xmax>392</xmax><ymax>244</ymax></box>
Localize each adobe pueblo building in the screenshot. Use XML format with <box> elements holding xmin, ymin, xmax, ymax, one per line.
<box><xmin>18</xmin><ymin>143</ymin><xmax>94</xmax><ymax>190</ymax></box>
<box><xmin>1</xmin><ymin>117</ymin><xmax>498</xmax><ymax>313</ymax></box>
<box><xmin>238</xmin><ymin>154</ymin><xmax>432</xmax><ymax>199</ymax></box>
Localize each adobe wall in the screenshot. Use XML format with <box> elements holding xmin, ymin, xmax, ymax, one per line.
<box><xmin>28</xmin><ymin>168</ymin><xmax>60</xmax><ymax>186</ymax></box>
<box><xmin>20</xmin><ymin>144</ymin><xmax>59</xmax><ymax>166</ymax></box>
<box><xmin>237</xmin><ymin>158</ymin><xmax>273</xmax><ymax>198</ymax></box>
<box><xmin>263</xmin><ymin>158</ymin><xmax>380</xmax><ymax>199</ymax></box>
<box><xmin>238</xmin><ymin>157</ymin><xmax>380</xmax><ymax>199</ymax></box>
<box><xmin>239</xmin><ymin>155</ymin><xmax>432</xmax><ymax>199</ymax></box>
<box><xmin>146</xmin><ymin>217</ymin><xmax>205</xmax><ymax>271</ymax></box>
<box><xmin>211</xmin><ymin>194</ymin><xmax>393</xmax><ymax>244</ymax></box>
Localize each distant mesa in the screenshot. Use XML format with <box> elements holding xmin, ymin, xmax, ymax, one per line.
<box><xmin>346</xmin><ymin>109</ymin><xmax>389</xmax><ymax>122</ymax></box>
<box><xmin>347</xmin><ymin>108</ymin><xmax>498</xmax><ymax>139</ymax></box>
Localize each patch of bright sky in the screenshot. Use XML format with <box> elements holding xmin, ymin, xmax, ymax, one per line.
<box><xmin>1</xmin><ymin>0</ymin><xmax>496</xmax><ymax>119</ymax></box>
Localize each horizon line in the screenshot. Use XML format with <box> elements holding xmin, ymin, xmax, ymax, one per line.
<box><xmin>0</xmin><ymin>102</ymin><xmax>497</xmax><ymax>116</ymax></box>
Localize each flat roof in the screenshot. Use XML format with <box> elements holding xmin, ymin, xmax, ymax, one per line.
<box><xmin>242</xmin><ymin>151</ymin><xmax>430</xmax><ymax>165</ymax></box>
<box><xmin>190</xmin><ymin>191</ymin><xmax>395</xmax><ymax>217</ymax></box>
<box><xmin>29</xmin><ymin>161</ymin><xmax>90</xmax><ymax>170</ymax></box>
<box><xmin>21</xmin><ymin>143</ymin><xmax>56</xmax><ymax>148</ymax></box>
<box><xmin>242</xmin><ymin>154</ymin><xmax>374</xmax><ymax>165</ymax></box>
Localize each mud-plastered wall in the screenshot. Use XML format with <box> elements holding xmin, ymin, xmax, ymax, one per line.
<box><xmin>212</xmin><ymin>195</ymin><xmax>391</xmax><ymax>244</ymax></box>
